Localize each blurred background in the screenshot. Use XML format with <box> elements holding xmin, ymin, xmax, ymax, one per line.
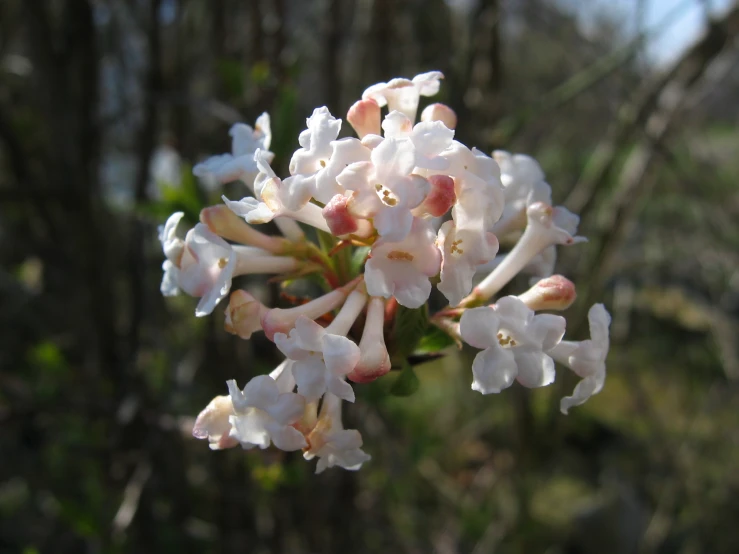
<box><xmin>1</xmin><ymin>0</ymin><xmax>739</xmax><ymax>552</ymax></box>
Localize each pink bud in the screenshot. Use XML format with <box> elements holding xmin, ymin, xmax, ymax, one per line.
<box><xmin>420</xmin><ymin>103</ymin><xmax>457</xmax><ymax>130</ymax></box>
<box><xmin>412</xmin><ymin>175</ymin><xmax>456</xmax><ymax>218</ymax></box>
<box><xmin>323</xmin><ymin>194</ymin><xmax>359</xmax><ymax>236</ymax></box>
<box><xmin>224</xmin><ymin>290</ymin><xmax>269</xmax><ymax>339</ymax></box>
<box><xmin>517</xmin><ymin>275</ymin><xmax>577</xmax><ymax>311</ymax></box>
<box><xmin>347</xmin><ymin>98</ymin><xmax>381</xmax><ymax>138</ymax></box>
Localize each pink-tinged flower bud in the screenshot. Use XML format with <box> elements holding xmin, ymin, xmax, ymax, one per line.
<box><xmin>348</xmin><ymin>297</ymin><xmax>391</xmax><ymax>383</ymax></box>
<box><xmin>192</xmin><ymin>395</ymin><xmax>239</xmax><ymax>450</ymax></box>
<box><xmin>420</xmin><ymin>103</ymin><xmax>457</xmax><ymax>130</ymax></box>
<box><xmin>323</xmin><ymin>194</ymin><xmax>360</xmax><ymax>236</ymax></box>
<box><xmin>261</xmin><ymin>278</ymin><xmax>362</xmax><ymax>341</ymax></box>
<box><xmin>200</xmin><ymin>205</ymin><xmax>285</xmax><ymax>253</ymax></box>
<box><xmin>517</xmin><ymin>275</ymin><xmax>576</xmax><ymax>311</ymax></box>
<box><xmin>347</xmin><ymin>98</ymin><xmax>381</xmax><ymax>138</ymax></box>
<box><xmin>224</xmin><ymin>290</ymin><xmax>270</xmax><ymax>339</ymax></box>
<box><xmin>412</xmin><ymin>175</ymin><xmax>456</xmax><ymax>218</ymax></box>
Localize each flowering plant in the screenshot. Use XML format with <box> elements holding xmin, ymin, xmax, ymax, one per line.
<box><xmin>160</xmin><ymin>71</ymin><xmax>611</xmax><ymax>473</ymax></box>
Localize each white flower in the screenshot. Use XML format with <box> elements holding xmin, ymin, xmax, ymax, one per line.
<box><xmin>550</xmin><ymin>304</ymin><xmax>611</xmax><ymax>414</ymax></box>
<box><xmin>313</xmin><ymin>138</ymin><xmax>372</xmax><ymax>204</ymax></box>
<box><xmin>284</xmin><ymin>107</ymin><xmax>348</xmax><ymax>206</ymax></box>
<box><xmin>437</xmin><ymin>220</ymin><xmax>499</xmax><ymax>307</ymax></box>
<box><xmin>193</xmin><ymin>113</ymin><xmax>273</xmax><ymax>186</ymax></box>
<box><xmin>338</xmin><ymin>137</ymin><xmax>429</xmax><ymax>242</ymax></box>
<box><xmin>460</xmin><ymin>297</ymin><xmax>566</xmax><ymax>394</ymax></box>
<box><xmin>381</xmin><ymin>112</ymin><xmax>454</xmax><ymax>171</ymax></box>
<box><xmin>178</xmin><ymin>224</ymin><xmax>236</xmax><ymax>316</ymax></box>
<box><xmin>362</xmin><ymin>71</ymin><xmax>444</xmax><ymax>121</ymax></box>
<box><xmin>444</xmin><ymin>142</ymin><xmax>505</xmax><ymax>231</ymax></box>
<box><xmin>160</xmin><ymin>260</ymin><xmax>180</xmax><ymax>297</ymax></box>
<box><xmin>274</xmin><ymin>316</ymin><xmax>360</xmax><ymax>403</ymax></box>
<box><xmin>159</xmin><ymin>211</ymin><xmax>185</xmax><ymax>263</ymax></box>
<box><xmin>178</xmin><ymin>223</ymin><xmax>299</xmax><ymax>316</ymax></box>
<box><xmin>192</xmin><ymin>395</ymin><xmax>239</xmax><ymax>450</ymax></box>
<box><xmin>223</xmin><ymin>149</ymin><xmax>292</xmax><ymax>223</ymax></box>
<box><xmin>304</xmin><ymin>393</ymin><xmax>371</xmax><ymax>473</ymax></box>
<box><xmin>223</xmin><ymin>149</ymin><xmax>330</xmax><ymax>233</ymax></box>
<box><xmin>365</xmin><ymin>217</ymin><xmax>441</xmax><ymax>308</ymax></box>
<box><xmin>492</xmin><ymin>150</ymin><xmax>552</xmax><ymax>236</ymax></box>
<box><xmin>227</xmin><ymin>375</ymin><xmax>307</xmax><ymax>451</ymax></box>
<box><xmin>470</xmin><ymin>202</ymin><xmax>586</xmax><ymax>304</ymax></box>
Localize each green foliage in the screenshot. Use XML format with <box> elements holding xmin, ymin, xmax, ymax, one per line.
<box><xmin>389</xmin><ymin>361</ymin><xmax>421</xmax><ymax>397</ymax></box>
<box><xmin>416</xmin><ymin>325</ymin><xmax>457</xmax><ymax>354</ymax></box>
<box><xmin>389</xmin><ymin>304</ymin><xmax>429</xmax><ymax>359</ymax></box>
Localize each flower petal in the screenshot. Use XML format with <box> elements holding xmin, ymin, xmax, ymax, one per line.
<box><xmin>471</xmin><ymin>344</ymin><xmax>517</xmax><ymax>394</ymax></box>
<box><xmin>460</xmin><ymin>307</ymin><xmax>499</xmax><ymax>349</ymax></box>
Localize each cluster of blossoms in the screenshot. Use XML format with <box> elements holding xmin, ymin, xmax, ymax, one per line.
<box><xmin>160</xmin><ymin>71</ymin><xmax>611</xmax><ymax>473</ymax></box>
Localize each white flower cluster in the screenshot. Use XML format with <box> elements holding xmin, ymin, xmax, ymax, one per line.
<box><xmin>160</xmin><ymin>71</ymin><xmax>611</xmax><ymax>473</ymax></box>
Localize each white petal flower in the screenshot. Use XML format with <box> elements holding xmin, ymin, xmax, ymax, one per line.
<box><xmin>227</xmin><ymin>375</ymin><xmax>307</xmax><ymax>451</ymax></box>
<box><xmin>338</xmin><ymin>138</ymin><xmax>429</xmax><ymax>242</ymax></box>
<box><xmin>304</xmin><ymin>393</ymin><xmax>371</xmax><ymax>473</ymax></box>
<box><xmin>313</xmin><ymin>138</ymin><xmax>372</xmax><ymax>204</ymax></box>
<box><xmin>442</xmin><ymin>142</ymin><xmax>505</xmax><ymax>231</ymax></box>
<box><xmin>193</xmin><ymin>114</ymin><xmax>273</xmax><ymax>187</ymax></box>
<box><xmin>290</xmin><ymin>107</ymin><xmax>342</xmax><ymax>176</ymax></box>
<box><xmin>460</xmin><ymin>297</ymin><xmax>566</xmax><ymax>394</ymax></box>
<box><xmin>381</xmin><ymin>112</ymin><xmax>454</xmax><ymax>170</ymax></box>
<box><xmin>178</xmin><ymin>224</ymin><xmax>236</xmax><ymax>316</ymax></box>
<box><xmin>269</xmin><ymin>359</ymin><xmax>297</xmax><ymax>394</ymax></box>
<box><xmin>160</xmin><ymin>260</ymin><xmax>180</xmax><ymax>297</ymax></box>
<box><xmin>274</xmin><ymin>316</ymin><xmax>361</xmax><ymax>403</ymax></box>
<box><xmin>177</xmin><ymin>223</ymin><xmax>300</xmax><ymax>316</ymax></box>
<box><xmin>362</xmin><ymin>71</ymin><xmax>444</xmax><ymax>121</ymax></box>
<box><xmin>437</xmin><ymin>220</ymin><xmax>499</xmax><ymax>307</ymax></box>
<box><xmin>550</xmin><ymin>304</ymin><xmax>611</xmax><ymax>414</ymax></box>
<box><xmin>365</xmin><ymin>217</ymin><xmax>441</xmax><ymax>308</ymax></box>
<box><xmin>224</xmin><ymin>150</ymin><xmax>330</xmax><ymax>233</ymax></box>
<box><xmin>158</xmin><ymin>211</ymin><xmax>185</xmax><ymax>263</ymax></box>
<box><xmin>284</xmin><ymin>107</ymin><xmax>346</xmax><ymax>205</ymax></box>
<box><xmin>192</xmin><ymin>395</ymin><xmax>239</xmax><ymax>450</ymax></box>
<box><xmin>492</xmin><ymin>151</ymin><xmax>552</xmax><ymax>236</ymax></box>
<box><xmin>471</xmin><ymin>202</ymin><xmax>586</xmax><ymax>303</ymax></box>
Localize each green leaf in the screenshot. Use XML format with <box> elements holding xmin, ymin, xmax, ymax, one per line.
<box><xmin>350</xmin><ymin>246</ymin><xmax>370</xmax><ymax>274</ymax></box>
<box><xmin>416</xmin><ymin>326</ymin><xmax>457</xmax><ymax>354</ymax></box>
<box><xmin>389</xmin><ymin>362</ymin><xmax>420</xmax><ymax>397</ymax></box>
<box><xmin>390</xmin><ymin>304</ymin><xmax>429</xmax><ymax>358</ymax></box>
